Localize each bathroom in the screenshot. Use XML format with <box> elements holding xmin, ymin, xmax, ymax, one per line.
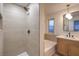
<box><xmin>0</xmin><ymin>3</ymin><xmax>79</xmax><ymax>56</ymax></box>
<box><xmin>40</xmin><ymin>3</ymin><xmax>79</xmax><ymax>56</ymax></box>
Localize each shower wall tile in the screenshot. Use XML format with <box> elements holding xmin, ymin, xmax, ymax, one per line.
<box><xmin>3</xmin><ymin>4</ymin><xmax>26</xmax><ymax>56</ymax></box>
<box><xmin>25</xmin><ymin>4</ymin><xmax>40</xmax><ymax>56</ymax></box>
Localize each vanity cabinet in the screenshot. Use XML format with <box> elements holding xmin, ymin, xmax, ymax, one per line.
<box><xmin>57</xmin><ymin>38</ymin><xmax>79</xmax><ymax>56</ymax></box>
<box><xmin>68</xmin><ymin>41</ymin><xmax>79</xmax><ymax>56</ymax></box>
<box><xmin>57</xmin><ymin>38</ymin><xmax>68</xmax><ymax>55</ymax></box>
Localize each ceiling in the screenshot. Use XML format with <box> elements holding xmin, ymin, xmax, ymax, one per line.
<box><xmin>8</xmin><ymin>3</ymin><xmax>79</xmax><ymax>15</ymax></box>
<box><xmin>44</xmin><ymin>3</ymin><xmax>79</xmax><ymax>15</ymax></box>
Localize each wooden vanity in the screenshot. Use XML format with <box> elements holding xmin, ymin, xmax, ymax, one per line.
<box><xmin>56</xmin><ymin>36</ymin><xmax>79</xmax><ymax>56</ymax></box>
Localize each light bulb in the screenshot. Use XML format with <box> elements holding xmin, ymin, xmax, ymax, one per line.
<box><xmin>65</xmin><ymin>13</ymin><xmax>73</xmax><ymax>20</ymax></box>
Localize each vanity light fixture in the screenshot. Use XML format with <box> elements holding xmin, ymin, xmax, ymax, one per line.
<box><xmin>65</xmin><ymin>4</ymin><xmax>73</xmax><ymax>20</ymax></box>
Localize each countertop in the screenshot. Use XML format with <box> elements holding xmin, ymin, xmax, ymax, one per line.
<box><xmin>56</xmin><ymin>35</ymin><xmax>79</xmax><ymax>41</ymax></box>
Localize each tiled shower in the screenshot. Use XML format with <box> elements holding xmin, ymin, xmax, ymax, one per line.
<box><xmin>0</xmin><ymin>3</ymin><xmax>40</xmax><ymax>56</ymax></box>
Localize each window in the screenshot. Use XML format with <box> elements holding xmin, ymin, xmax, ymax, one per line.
<box><xmin>48</xmin><ymin>17</ymin><xmax>54</xmax><ymax>32</ymax></box>
<box><xmin>74</xmin><ymin>20</ymin><xmax>79</xmax><ymax>31</ymax></box>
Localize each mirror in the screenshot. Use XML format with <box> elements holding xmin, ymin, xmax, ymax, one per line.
<box><xmin>63</xmin><ymin>11</ymin><xmax>79</xmax><ymax>32</ymax></box>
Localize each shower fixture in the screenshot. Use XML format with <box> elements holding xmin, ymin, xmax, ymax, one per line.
<box><xmin>24</xmin><ymin>7</ymin><xmax>29</xmax><ymax>11</ymax></box>
<box><xmin>22</xmin><ymin>6</ymin><xmax>30</xmax><ymax>15</ymax></box>
<box><xmin>15</xmin><ymin>3</ymin><xmax>30</xmax><ymax>15</ymax></box>
<box><xmin>23</xmin><ymin>7</ymin><xmax>30</xmax><ymax>15</ymax></box>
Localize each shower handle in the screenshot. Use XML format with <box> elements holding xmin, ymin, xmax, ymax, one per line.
<box><xmin>27</xmin><ymin>29</ymin><xmax>30</xmax><ymax>34</ymax></box>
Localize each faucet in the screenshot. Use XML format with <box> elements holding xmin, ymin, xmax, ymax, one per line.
<box><xmin>66</xmin><ymin>32</ymin><xmax>74</xmax><ymax>38</ymax></box>
<box><xmin>68</xmin><ymin>32</ymin><xmax>71</xmax><ymax>37</ymax></box>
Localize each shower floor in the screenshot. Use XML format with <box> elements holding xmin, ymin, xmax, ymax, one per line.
<box><xmin>18</xmin><ymin>52</ymin><xmax>29</xmax><ymax>56</ymax></box>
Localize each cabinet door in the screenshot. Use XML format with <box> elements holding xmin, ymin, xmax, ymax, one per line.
<box><xmin>68</xmin><ymin>41</ymin><xmax>79</xmax><ymax>56</ymax></box>
<box><xmin>57</xmin><ymin>38</ymin><xmax>68</xmax><ymax>55</ymax></box>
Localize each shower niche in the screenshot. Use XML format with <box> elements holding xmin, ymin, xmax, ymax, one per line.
<box><xmin>0</xmin><ymin>13</ymin><xmax>2</xmax><ymax>30</ymax></box>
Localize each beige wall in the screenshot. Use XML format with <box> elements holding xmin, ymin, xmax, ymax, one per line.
<box><xmin>3</xmin><ymin>4</ymin><xmax>26</xmax><ymax>56</ymax></box>
<box><xmin>45</xmin><ymin>16</ymin><xmax>52</xmax><ymax>33</ymax></box>
<box><xmin>40</xmin><ymin>4</ymin><xmax>46</xmax><ymax>56</ymax></box>
<box><xmin>48</xmin><ymin>5</ymin><xmax>79</xmax><ymax>38</ymax></box>
<box><xmin>26</xmin><ymin>4</ymin><xmax>40</xmax><ymax>56</ymax></box>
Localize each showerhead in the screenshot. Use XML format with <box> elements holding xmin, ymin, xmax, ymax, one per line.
<box><xmin>14</xmin><ymin>3</ymin><xmax>30</xmax><ymax>12</ymax></box>
<box><xmin>24</xmin><ymin>7</ymin><xmax>29</xmax><ymax>11</ymax></box>
<box><xmin>14</xmin><ymin>3</ymin><xmax>30</xmax><ymax>15</ymax></box>
<box><xmin>24</xmin><ymin>7</ymin><xmax>30</xmax><ymax>15</ymax></box>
